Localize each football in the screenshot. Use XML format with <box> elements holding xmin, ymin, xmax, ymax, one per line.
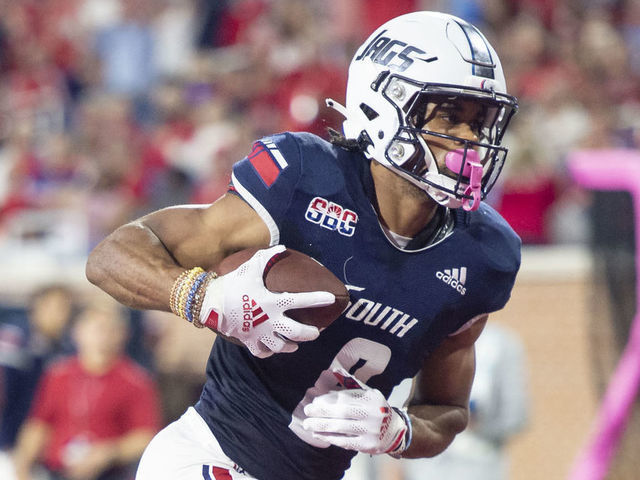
<box><xmin>215</xmin><ymin>247</ymin><xmax>350</xmax><ymax>329</ymax></box>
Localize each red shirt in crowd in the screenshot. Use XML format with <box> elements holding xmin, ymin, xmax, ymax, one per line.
<box><xmin>29</xmin><ymin>356</ymin><xmax>160</xmax><ymax>472</ymax></box>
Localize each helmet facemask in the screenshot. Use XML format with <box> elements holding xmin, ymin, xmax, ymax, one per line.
<box><xmin>381</xmin><ymin>78</ymin><xmax>517</xmax><ymax>210</ymax></box>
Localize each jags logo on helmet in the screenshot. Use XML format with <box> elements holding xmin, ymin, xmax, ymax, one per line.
<box><xmin>354</xmin><ymin>29</ymin><xmax>437</xmax><ymax>72</ymax></box>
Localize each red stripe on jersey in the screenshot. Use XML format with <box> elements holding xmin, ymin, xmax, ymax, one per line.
<box><xmin>212</xmin><ymin>466</ymin><xmax>232</xmax><ymax>479</ymax></box>
<box><xmin>249</xmin><ymin>146</ymin><xmax>280</xmax><ymax>187</ymax></box>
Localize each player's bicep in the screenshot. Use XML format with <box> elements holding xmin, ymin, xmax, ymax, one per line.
<box><xmin>411</xmin><ymin>315</ymin><xmax>488</xmax><ymax>408</ymax></box>
<box><xmin>144</xmin><ymin>193</ymin><xmax>270</xmax><ymax>270</ymax></box>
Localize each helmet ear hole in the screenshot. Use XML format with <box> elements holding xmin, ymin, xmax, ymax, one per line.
<box><xmin>359</xmin><ymin>103</ymin><xmax>379</xmax><ymax>121</ymax></box>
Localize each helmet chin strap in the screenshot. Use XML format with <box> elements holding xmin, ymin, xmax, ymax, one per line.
<box><xmin>444</xmin><ymin>149</ymin><xmax>483</xmax><ymax>211</ymax></box>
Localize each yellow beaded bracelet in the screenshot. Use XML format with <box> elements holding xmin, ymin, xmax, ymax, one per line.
<box><xmin>178</xmin><ymin>267</ymin><xmax>205</xmax><ymax>320</ymax></box>
<box><xmin>170</xmin><ymin>267</ymin><xmax>205</xmax><ymax>319</ymax></box>
<box><xmin>169</xmin><ymin>269</ymin><xmax>191</xmax><ymax>315</ymax></box>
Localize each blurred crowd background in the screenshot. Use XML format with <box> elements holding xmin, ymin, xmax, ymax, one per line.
<box><xmin>2</xmin><ymin>0</ymin><xmax>640</xmax><ymax>251</ymax></box>
<box><xmin>0</xmin><ymin>0</ymin><xmax>638</xmax><ymax>479</ymax></box>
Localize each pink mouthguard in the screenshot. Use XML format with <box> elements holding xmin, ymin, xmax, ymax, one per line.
<box><xmin>444</xmin><ymin>149</ymin><xmax>483</xmax><ymax>211</ymax></box>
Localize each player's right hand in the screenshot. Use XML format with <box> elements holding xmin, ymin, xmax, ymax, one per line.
<box><xmin>301</xmin><ymin>368</ymin><xmax>411</xmax><ymax>456</ymax></box>
<box><xmin>199</xmin><ymin>245</ymin><xmax>335</xmax><ymax>358</ymax></box>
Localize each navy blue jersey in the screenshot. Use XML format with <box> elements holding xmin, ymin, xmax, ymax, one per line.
<box><xmin>195</xmin><ymin>132</ymin><xmax>520</xmax><ymax>480</ymax></box>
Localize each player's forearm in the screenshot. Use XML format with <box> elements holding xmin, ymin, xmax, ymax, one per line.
<box><xmin>13</xmin><ymin>421</ymin><xmax>50</xmax><ymax>480</ymax></box>
<box><xmin>400</xmin><ymin>404</ymin><xmax>469</xmax><ymax>458</ymax></box>
<box><xmin>86</xmin><ymin>221</ymin><xmax>184</xmax><ymax>311</ymax></box>
<box><xmin>13</xmin><ymin>456</ymin><xmax>35</xmax><ymax>480</ymax></box>
<box><xmin>109</xmin><ymin>429</ymin><xmax>155</xmax><ymax>465</ymax></box>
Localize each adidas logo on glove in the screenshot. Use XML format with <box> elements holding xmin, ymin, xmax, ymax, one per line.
<box><xmin>241</xmin><ymin>294</ymin><xmax>269</xmax><ymax>331</ymax></box>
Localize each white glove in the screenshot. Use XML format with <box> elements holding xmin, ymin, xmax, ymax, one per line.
<box><xmin>302</xmin><ymin>369</ymin><xmax>411</xmax><ymax>456</ymax></box>
<box><xmin>199</xmin><ymin>245</ymin><xmax>335</xmax><ymax>358</ymax></box>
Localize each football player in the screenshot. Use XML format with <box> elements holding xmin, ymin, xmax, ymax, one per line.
<box><xmin>86</xmin><ymin>11</ymin><xmax>520</xmax><ymax>480</ymax></box>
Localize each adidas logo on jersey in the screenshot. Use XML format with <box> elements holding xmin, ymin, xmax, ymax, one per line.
<box><xmin>241</xmin><ymin>294</ymin><xmax>269</xmax><ymax>331</ymax></box>
<box><xmin>436</xmin><ymin>267</ymin><xmax>467</xmax><ymax>296</ymax></box>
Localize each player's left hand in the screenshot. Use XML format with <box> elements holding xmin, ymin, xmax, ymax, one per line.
<box><xmin>199</xmin><ymin>245</ymin><xmax>334</xmax><ymax>358</ymax></box>
<box><xmin>301</xmin><ymin>369</ymin><xmax>411</xmax><ymax>456</ymax></box>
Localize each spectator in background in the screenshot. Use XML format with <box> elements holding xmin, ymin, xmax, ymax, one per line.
<box><xmin>71</xmin><ymin>93</ymin><xmax>166</xmax><ymax>248</ymax></box>
<box><xmin>144</xmin><ymin>310</ymin><xmax>215</xmax><ymax>425</ymax></box>
<box><xmin>152</xmin><ymin>0</ymin><xmax>198</xmax><ymax>80</ymax></box>
<box><xmin>0</xmin><ymin>284</ymin><xmax>75</xmax><ymax>452</ymax></box>
<box><xmin>12</xmin><ymin>296</ymin><xmax>160</xmax><ymax>480</ymax></box>
<box><xmin>93</xmin><ymin>0</ymin><xmax>157</xmax><ymax>124</ymax></box>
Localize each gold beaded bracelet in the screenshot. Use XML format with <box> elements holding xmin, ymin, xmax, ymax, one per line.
<box><xmin>177</xmin><ymin>268</ymin><xmax>204</xmax><ymax>320</ymax></box>
<box><xmin>169</xmin><ymin>268</ymin><xmax>222</xmax><ymax>329</ymax></box>
<box><xmin>176</xmin><ymin>269</ymin><xmax>199</xmax><ymax>319</ymax></box>
<box><xmin>170</xmin><ymin>267</ymin><xmax>205</xmax><ymax>320</ymax></box>
<box><xmin>169</xmin><ymin>269</ymin><xmax>191</xmax><ymax>315</ymax></box>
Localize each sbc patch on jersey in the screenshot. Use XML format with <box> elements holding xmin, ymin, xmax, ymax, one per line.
<box><xmin>247</xmin><ymin>140</ymin><xmax>288</xmax><ymax>188</ymax></box>
<box><xmin>305</xmin><ymin>197</ymin><xmax>358</xmax><ymax>237</ymax></box>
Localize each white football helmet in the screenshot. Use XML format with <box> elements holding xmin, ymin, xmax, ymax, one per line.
<box><xmin>327</xmin><ymin>11</ymin><xmax>517</xmax><ymax>210</ymax></box>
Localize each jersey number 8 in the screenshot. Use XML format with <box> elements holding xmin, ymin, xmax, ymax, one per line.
<box><xmin>288</xmin><ymin>337</ymin><xmax>391</xmax><ymax>446</ymax></box>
